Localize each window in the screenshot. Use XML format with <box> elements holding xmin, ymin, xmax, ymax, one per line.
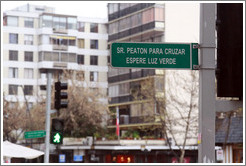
<box><xmin>68</xmin><ymin>39</ymin><xmax>76</xmax><ymax>46</ymax></box>
<box><xmin>109</xmin><ymin>85</ymin><xmax>119</xmax><ymax>97</ymax></box>
<box><xmin>24</xmin><ymin>85</ymin><xmax>33</xmax><ymax>95</ymax></box>
<box><xmin>24</xmin><ymin>17</ymin><xmax>34</xmax><ymax>28</ymax></box>
<box><xmin>90</xmin><ymin>56</ymin><xmax>98</xmax><ymax>65</ymax></box>
<box><xmin>90</xmin><ymin>40</ymin><xmax>98</xmax><ymax>49</ymax></box>
<box><xmin>131</xmin><ymin>13</ymin><xmax>142</xmax><ymax>27</ymax></box>
<box><xmin>44</xmin><ymin>52</ymin><xmax>52</xmax><ymax>61</ymax></box>
<box><xmin>142</xmin><ymin>8</ymin><xmax>154</xmax><ymax>24</ymax></box>
<box><xmin>52</xmin><ymin>52</ymin><xmax>59</xmax><ymax>61</ymax></box>
<box><xmin>77</xmin><ymin>22</ymin><xmax>85</xmax><ymax>32</ymax></box>
<box><xmin>90</xmin><ymin>71</ymin><xmax>98</xmax><ymax>82</ymax></box>
<box><xmin>9</xmin><ymin>33</ymin><xmax>18</xmax><ymax>44</ymax></box>
<box><xmin>61</xmin><ymin>53</ymin><xmax>68</xmax><ymax>62</ymax></box>
<box><xmin>109</xmin><ymin>22</ymin><xmax>118</xmax><ymax>35</ymax></box>
<box><xmin>119</xmin><ymin>83</ymin><xmax>130</xmax><ymax>95</ymax></box>
<box><xmin>24</xmin><ymin>52</ymin><xmax>33</xmax><ymax>61</ymax></box>
<box><xmin>53</xmin><ymin>16</ymin><xmax>66</xmax><ymax>30</ymax></box>
<box><xmin>9</xmin><ymin>50</ymin><xmax>18</xmax><ymax>61</ymax></box>
<box><xmin>24</xmin><ymin>68</ymin><xmax>33</xmax><ymax>79</ymax></box>
<box><xmin>41</xmin><ymin>15</ymin><xmax>53</xmax><ymax>28</ymax></box>
<box><xmin>78</xmin><ymin>39</ymin><xmax>85</xmax><ymax>48</ymax></box>
<box><xmin>76</xmin><ymin>71</ymin><xmax>84</xmax><ymax>80</ymax></box>
<box><xmin>24</xmin><ymin>35</ymin><xmax>33</xmax><ymax>45</ymax></box>
<box><xmin>67</xmin><ymin>17</ymin><xmax>77</xmax><ymax>29</ymax></box>
<box><xmin>119</xmin><ymin>17</ymin><xmax>130</xmax><ymax>31</ymax></box>
<box><xmin>154</xmin><ymin>7</ymin><xmax>164</xmax><ymax>21</ymax></box>
<box><xmin>9</xmin><ymin>67</ymin><xmax>18</xmax><ymax>78</ymax></box>
<box><xmin>9</xmin><ymin>85</ymin><xmax>18</xmax><ymax>95</ymax></box>
<box><xmin>68</xmin><ymin>53</ymin><xmax>76</xmax><ymax>62</ymax></box>
<box><xmin>77</xmin><ymin>55</ymin><xmax>84</xmax><ymax>64</ymax></box>
<box><xmin>90</xmin><ymin>23</ymin><xmax>98</xmax><ymax>33</ymax></box>
<box><xmin>109</xmin><ymin>3</ymin><xmax>119</xmax><ymax>14</ymax></box>
<box><xmin>6</xmin><ymin>16</ymin><xmax>18</xmax><ymax>26</ymax></box>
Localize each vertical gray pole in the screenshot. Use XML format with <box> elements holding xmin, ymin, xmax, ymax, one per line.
<box><xmin>44</xmin><ymin>71</ymin><xmax>52</xmax><ymax>163</ymax></box>
<box><xmin>198</xmin><ymin>4</ymin><xmax>216</xmax><ymax>163</ymax></box>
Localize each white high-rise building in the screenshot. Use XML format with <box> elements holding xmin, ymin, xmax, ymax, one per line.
<box><xmin>3</xmin><ymin>4</ymin><xmax>108</xmax><ymax>108</ymax></box>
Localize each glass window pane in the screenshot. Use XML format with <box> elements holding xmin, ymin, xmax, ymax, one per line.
<box><xmin>90</xmin><ymin>56</ymin><xmax>98</xmax><ymax>65</ymax></box>
<box><xmin>77</xmin><ymin>22</ymin><xmax>84</xmax><ymax>32</ymax></box>
<box><xmin>9</xmin><ymin>50</ymin><xmax>18</xmax><ymax>61</ymax></box>
<box><xmin>9</xmin><ymin>33</ymin><xmax>18</xmax><ymax>44</ymax></box>
<box><xmin>90</xmin><ymin>40</ymin><xmax>98</xmax><ymax>49</ymax></box>
<box><xmin>24</xmin><ymin>52</ymin><xmax>33</xmax><ymax>61</ymax></box>
<box><xmin>24</xmin><ymin>17</ymin><xmax>34</xmax><ymax>28</ymax></box>
<box><xmin>61</xmin><ymin>53</ymin><xmax>68</xmax><ymax>62</ymax></box>
<box><xmin>9</xmin><ymin>85</ymin><xmax>18</xmax><ymax>95</ymax></box>
<box><xmin>44</xmin><ymin>52</ymin><xmax>52</xmax><ymax>61</ymax></box>
<box><xmin>24</xmin><ymin>68</ymin><xmax>33</xmax><ymax>79</ymax></box>
<box><xmin>68</xmin><ymin>17</ymin><xmax>77</xmax><ymax>29</ymax></box>
<box><xmin>42</xmin><ymin>15</ymin><xmax>53</xmax><ymax>27</ymax></box>
<box><xmin>90</xmin><ymin>23</ymin><xmax>98</xmax><ymax>33</ymax></box>
<box><xmin>69</xmin><ymin>53</ymin><xmax>76</xmax><ymax>62</ymax></box>
<box><xmin>142</xmin><ymin>8</ymin><xmax>154</xmax><ymax>24</ymax></box>
<box><xmin>7</xmin><ymin>16</ymin><xmax>18</xmax><ymax>26</ymax></box>
<box><xmin>77</xmin><ymin>54</ymin><xmax>84</xmax><ymax>64</ymax></box>
<box><xmin>9</xmin><ymin>67</ymin><xmax>18</xmax><ymax>78</ymax></box>
<box><xmin>52</xmin><ymin>52</ymin><xmax>59</xmax><ymax>61</ymax></box>
<box><xmin>24</xmin><ymin>85</ymin><xmax>33</xmax><ymax>95</ymax></box>
<box><xmin>78</xmin><ymin>39</ymin><xmax>84</xmax><ymax>48</ymax></box>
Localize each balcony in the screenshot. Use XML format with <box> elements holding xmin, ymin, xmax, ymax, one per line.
<box><xmin>108</xmin><ymin>21</ymin><xmax>164</xmax><ymax>42</ymax></box>
<box><xmin>53</xmin><ymin>44</ymin><xmax>68</xmax><ymax>51</ymax></box>
<box><xmin>53</xmin><ymin>28</ymin><xmax>67</xmax><ymax>34</ymax></box>
<box><xmin>107</xmin><ymin>115</ymin><xmax>159</xmax><ymax>126</ymax></box>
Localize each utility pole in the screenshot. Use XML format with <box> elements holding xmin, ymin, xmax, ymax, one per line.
<box><xmin>44</xmin><ymin>71</ymin><xmax>52</xmax><ymax>163</ymax></box>
<box><xmin>198</xmin><ymin>3</ymin><xmax>216</xmax><ymax>163</ymax></box>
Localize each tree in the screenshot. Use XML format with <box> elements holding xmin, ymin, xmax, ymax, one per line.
<box><xmin>138</xmin><ymin>70</ymin><xmax>199</xmax><ymax>163</ymax></box>
<box><xmin>3</xmin><ymin>93</ymin><xmax>46</xmax><ymax>143</ymax></box>
<box><xmin>3</xmin><ymin>94</ymin><xmax>26</xmax><ymax>143</ymax></box>
<box><xmin>59</xmin><ymin>70</ymin><xmax>109</xmax><ymax>137</ymax></box>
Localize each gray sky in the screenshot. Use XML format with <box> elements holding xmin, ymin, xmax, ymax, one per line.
<box><xmin>1</xmin><ymin>1</ymin><xmax>108</xmax><ymax>18</ymax></box>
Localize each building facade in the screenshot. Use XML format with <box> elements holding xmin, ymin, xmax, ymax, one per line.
<box><xmin>107</xmin><ymin>3</ymin><xmax>166</xmax><ymax>139</ymax></box>
<box><xmin>3</xmin><ymin>4</ymin><xmax>108</xmax><ymax>109</ymax></box>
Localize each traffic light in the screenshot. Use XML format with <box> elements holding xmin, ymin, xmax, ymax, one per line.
<box><xmin>50</xmin><ymin>118</ymin><xmax>64</xmax><ymax>144</ymax></box>
<box><xmin>55</xmin><ymin>81</ymin><xmax>68</xmax><ymax>110</ymax></box>
<box><xmin>216</xmin><ymin>3</ymin><xmax>243</xmax><ymax>98</ymax></box>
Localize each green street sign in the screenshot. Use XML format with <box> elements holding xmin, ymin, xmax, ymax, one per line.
<box><xmin>111</xmin><ymin>42</ymin><xmax>199</xmax><ymax>70</ymax></box>
<box><xmin>24</xmin><ymin>130</ymin><xmax>46</xmax><ymax>139</ymax></box>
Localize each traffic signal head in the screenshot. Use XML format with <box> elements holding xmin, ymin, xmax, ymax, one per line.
<box><xmin>51</xmin><ymin>118</ymin><xmax>64</xmax><ymax>144</ymax></box>
<box><xmin>54</xmin><ymin>81</ymin><xmax>68</xmax><ymax>110</ymax></box>
<box><xmin>51</xmin><ymin>131</ymin><xmax>63</xmax><ymax>144</ymax></box>
<box><xmin>216</xmin><ymin>3</ymin><xmax>243</xmax><ymax>98</ymax></box>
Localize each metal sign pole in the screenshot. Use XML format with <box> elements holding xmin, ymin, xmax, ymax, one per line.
<box><xmin>44</xmin><ymin>71</ymin><xmax>52</xmax><ymax>163</ymax></box>
<box><xmin>198</xmin><ymin>3</ymin><xmax>216</xmax><ymax>163</ymax></box>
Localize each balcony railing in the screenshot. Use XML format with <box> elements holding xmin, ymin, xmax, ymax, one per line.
<box><xmin>53</xmin><ymin>28</ymin><xmax>68</xmax><ymax>34</ymax></box>
<box><xmin>53</xmin><ymin>45</ymin><xmax>68</xmax><ymax>51</ymax></box>
<box><xmin>108</xmin><ymin>115</ymin><xmax>158</xmax><ymax>126</ymax></box>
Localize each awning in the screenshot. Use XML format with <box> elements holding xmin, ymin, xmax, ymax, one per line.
<box><xmin>50</xmin><ymin>35</ymin><xmax>76</xmax><ymax>40</ymax></box>
<box><xmin>3</xmin><ymin>141</ymin><xmax>44</xmax><ymax>159</ymax></box>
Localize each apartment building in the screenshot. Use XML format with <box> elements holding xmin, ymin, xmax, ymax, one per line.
<box><xmin>3</xmin><ymin>4</ymin><xmax>108</xmax><ymax>109</ymax></box>
<box><xmin>107</xmin><ymin>3</ymin><xmax>166</xmax><ymax>138</ymax></box>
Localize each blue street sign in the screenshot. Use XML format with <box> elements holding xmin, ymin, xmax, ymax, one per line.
<box><xmin>74</xmin><ymin>155</ymin><xmax>83</xmax><ymax>162</ymax></box>
<box><xmin>59</xmin><ymin>154</ymin><xmax>66</xmax><ymax>163</ymax></box>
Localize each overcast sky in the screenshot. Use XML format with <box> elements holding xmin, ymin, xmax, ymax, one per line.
<box><xmin>1</xmin><ymin>1</ymin><xmax>108</xmax><ymax>18</ymax></box>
